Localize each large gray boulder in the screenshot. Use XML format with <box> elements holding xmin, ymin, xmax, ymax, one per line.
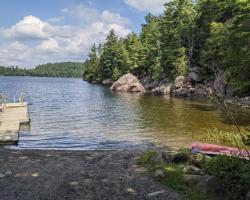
<box><xmin>110</xmin><ymin>73</ymin><xmax>145</xmax><ymax>93</ymax></box>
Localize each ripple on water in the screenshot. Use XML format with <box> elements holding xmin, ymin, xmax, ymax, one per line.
<box><xmin>0</xmin><ymin>76</ymin><xmax>250</xmax><ymax>150</ymax></box>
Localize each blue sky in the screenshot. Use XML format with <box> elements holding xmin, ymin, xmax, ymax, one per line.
<box><xmin>0</xmin><ymin>0</ymin><xmax>165</xmax><ymax>67</ymax></box>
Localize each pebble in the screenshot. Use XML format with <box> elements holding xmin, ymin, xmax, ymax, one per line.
<box><xmin>5</xmin><ymin>170</ymin><xmax>12</xmax><ymax>175</ymax></box>
<box><xmin>147</xmin><ymin>190</ymin><xmax>165</xmax><ymax>198</ymax></box>
<box><xmin>0</xmin><ymin>173</ymin><xmax>5</xmax><ymax>178</ymax></box>
<box><xmin>154</xmin><ymin>169</ymin><xmax>165</xmax><ymax>178</ymax></box>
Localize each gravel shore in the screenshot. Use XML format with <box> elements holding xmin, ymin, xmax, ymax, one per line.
<box><xmin>0</xmin><ymin>148</ymin><xmax>181</xmax><ymax>200</ymax></box>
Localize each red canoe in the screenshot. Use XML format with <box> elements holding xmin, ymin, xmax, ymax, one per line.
<box><xmin>191</xmin><ymin>142</ymin><xmax>250</xmax><ymax>159</ymax></box>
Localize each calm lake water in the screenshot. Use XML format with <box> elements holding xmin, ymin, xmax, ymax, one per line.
<box><xmin>0</xmin><ymin>76</ymin><xmax>250</xmax><ymax>150</ymax></box>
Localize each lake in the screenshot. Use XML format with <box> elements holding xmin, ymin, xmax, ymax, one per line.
<box><xmin>0</xmin><ymin>76</ymin><xmax>249</xmax><ymax>150</ymax></box>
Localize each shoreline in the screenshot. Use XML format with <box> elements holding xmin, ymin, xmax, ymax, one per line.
<box><xmin>0</xmin><ymin>147</ymin><xmax>182</xmax><ymax>200</ymax></box>
<box><xmin>85</xmin><ymin>76</ymin><xmax>250</xmax><ymax>110</ymax></box>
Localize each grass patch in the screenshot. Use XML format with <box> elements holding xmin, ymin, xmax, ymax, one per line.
<box><xmin>199</xmin><ymin>128</ymin><xmax>249</xmax><ymax>148</ymax></box>
<box><xmin>137</xmin><ymin>151</ymin><xmax>158</xmax><ymax>171</ymax></box>
<box><xmin>138</xmin><ymin>151</ymin><xmax>208</xmax><ymax>200</ymax></box>
<box><xmin>160</xmin><ymin>163</ymin><xmax>207</xmax><ymax>200</ymax></box>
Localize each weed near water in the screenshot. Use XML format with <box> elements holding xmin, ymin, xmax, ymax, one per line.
<box><xmin>199</xmin><ymin>128</ymin><xmax>249</xmax><ymax>148</ymax></box>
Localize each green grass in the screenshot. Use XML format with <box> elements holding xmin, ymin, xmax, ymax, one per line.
<box><xmin>160</xmin><ymin>163</ymin><xmax>208</xmax><ymax>200</ymax></box>
<box><xmin>199</xmin><ymin>128</ymin><xmax>249</xmax><ymax>148</ymax></box>
<box><xmin>137</xmin><ymin>151</ymin><xmax>158</xmax><ymax>171</ymax></box>
<box><xmin>138</xmin><ymin>152</ymin><xmax>208</xmax><ymax>200</ymax></box>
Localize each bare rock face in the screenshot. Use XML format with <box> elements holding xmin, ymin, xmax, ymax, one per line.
<box><xmin>152</xmin><ymin>84</ymin><xmax>173</xmax><ymax>96</ymax></box>
<box><xmin>188</xmin><ymin>67</ymin><xmax>200</xmax><ymax>83</ymax></box>
<box><xmin>110</xmin><ymin>73</ymin><xmax>145</xmax><ymax>93</ymax></box>
<box><xmin>172</xmin><ymin>76</ymin><xmax>194</xmax><ymax>97</ymax></box>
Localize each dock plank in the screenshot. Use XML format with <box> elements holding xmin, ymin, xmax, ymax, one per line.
<box><xmin>0</xmin><ymin>103</ymin><xmax>30</xmax><ymax>144</ymax></box>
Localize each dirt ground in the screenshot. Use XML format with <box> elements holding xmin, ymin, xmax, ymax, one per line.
<box><xmin>0</xmin><ymin>148</ymin><xmax>182</xmax><ymax>200</ymax></box>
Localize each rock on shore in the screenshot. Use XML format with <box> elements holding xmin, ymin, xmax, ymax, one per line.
<box><xmin>110</xmin><ymin>73</ymin><xmax>145</xmax><ymax>93</ymax></box>
<box><xmin>142</xmin><ymin>70</ymin><xmax>237</xmax><ymax>98</ymax></box>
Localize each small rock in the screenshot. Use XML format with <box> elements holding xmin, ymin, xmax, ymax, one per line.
<box><xmin>174</xmin><ymin>76</ymin><xmax>186</xmax><ymax>88</ymax></box>
<box><xmin>102</xmin><ymin>78</ymin><xmax>113</xmax><ymax>85</ymax></box>
<box><xmin>0</xmin><ymin>174</ymin><xmax>5</xmax><ymax>178</ymax></box>
<box><xmin>154</xmin><ymin>169</ymin><xmax>165</xmax><ymax>178</ymax></box>
<box><xmin>183</xmin><ymin>165</ymin><xmax>202</xmax><ymax>175</ymax></box>
<box><xmin>5</xmin><ymin>170</ymin><xmax>12</xmax><ymax>175</ymax></box>
<box><xmin>127</xmin><ymin>188</ymin><xmax>136</xmax><ymax>194</ymax></box>
<box><xmin>147</xmin><ymin>190</ymin><xmax>165</xmax><ymax>198</ymax></box>
<box><xmin>152</xmin><ymin>84</ymin><xmax>173</xmax><ymax>96</ymax></box>
<box><xmin>188</xmin><ymin>71</ymin><xmax>199</xmax><ymax>83</ymax></box>
<box><xmin>69</xmin><ymin>181</ymin><xmax>78</xmax><ymax>186</ymax></box>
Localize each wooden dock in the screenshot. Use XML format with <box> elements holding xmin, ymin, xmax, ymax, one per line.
<box><xmin>0</xmin><ymin>102</ymin><xmax>30</xmax><ymax>144</ymax></box>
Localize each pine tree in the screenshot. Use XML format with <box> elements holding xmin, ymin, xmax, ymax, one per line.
<box><xmin>99</xmin><ymin>30</ymin><xmax>119</xmax><ymax>79</ymax></box>
<box><xmin>140</xmin><ymin>14</ymin><xmax>163</xmax><ymax>80</ymax></box>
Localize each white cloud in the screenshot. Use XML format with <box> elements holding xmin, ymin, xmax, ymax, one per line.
<box><xmin>0</xmin><ymin>5</ymin><xmax>131</xmax><ymax>67</ymax></box>
<box><xmin>101</xmin><ymin>10</ymin><xmax>130</xmax><ymax>26</ymax></box>
<box><xmin>0</xmin><ymin>15</ymin><xmax>52</xmax><ymax>40</ymax></box>
<box><xmin>124</xmin><ymin>0</ymin><xmax>166</xmax><ymax>14</ymax></box>
<box><xmin>61</xmin><ymin>5</ymin><xmax>100</xmax><ymax>23</ymax></box>
<box><xmin>37</xmin><ymin>38</ymin><xmax>60</xmax><ymax>53</ymax></box>
<box><xmin>0</xmin><ymin>42</ymin><xmax>33</xmax><ymax>66</ymax></box>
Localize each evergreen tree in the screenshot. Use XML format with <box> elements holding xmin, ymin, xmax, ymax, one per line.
<box><xmin>160</xmin><ymin>0</ymin><xmax>196</xmax><ymax>78</ymax></box>
<box><xmin>140</xmin><ymin>14</ymin><xmax>163</xmax><ymax>80</ymax></box>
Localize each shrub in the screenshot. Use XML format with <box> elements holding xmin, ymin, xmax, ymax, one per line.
<box><xmin>137</xmin><ymin>151</ymin><xmax>158</xmax><ymax>171</ymax></box>
<box><xmin>204</xmin><ymin>155</ymin><xmax>250</xmax><ymax>200</ymax></box>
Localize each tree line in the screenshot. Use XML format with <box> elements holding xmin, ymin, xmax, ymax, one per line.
<box><xmin>0</xmin><ymin>62</ymin><xmax>85</xmax><ymax>78</ymax></box>
<box><xmin>83</xmin><ymin>0</ymin><xmax>250</xmax><ymax>95</ymax></box>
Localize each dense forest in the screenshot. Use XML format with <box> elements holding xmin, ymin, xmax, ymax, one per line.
<box><xmin>0</xmin><ymin>62</ymin><xmax>84</xmax><ymax>78</ymax></box>
<box><xmin>83</xmin><ymin>0</ymin><xmax>250</xmax><ymax>95</ymax></box>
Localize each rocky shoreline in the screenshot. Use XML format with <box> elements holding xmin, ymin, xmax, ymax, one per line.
<box><xmin>86</xmin><ymin>72</ymin><xmax>250</xmax><ymax>109</ymax></box>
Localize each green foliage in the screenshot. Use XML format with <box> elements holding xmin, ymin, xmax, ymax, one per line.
<box><xmin>137</xmin><ymin>151</ymin><xmax>158</xmax><ymax>171</ymax></box>
<box><xmin>83</xmin><ymin>0</ymin><xmax>250</xmax><ymax>95</ymax></box>
<box><xmin>138</xmin><ymin>151</ymin><xmax>208</xmax><ymax>200</ymax></box>
<box><xmin>204</xmin><ymin>155</ymin><xmax>250</xmax><ymax>200</ymax></box>
<box><xmin>112</xmin><ymin>67</ymin><xmax>122</xmax><ymax>81</ymax></box>
<box><xmin>124</xmin><ymin>33</ymin><xmax>143</xmax><ymax>74</ymax></box>
<box><xmin>160</xmin><ymin>0</ymin><xmax>196</xmax><ymax>78</ymax></box>
<box><xmin>0</xmin><ymin>62</ymin><xmax>84</xmax><ymax>78</ymax></box>
<box><xmin>201</xmin><ymin>22</ymin><xmax>229</xmax><ymax>75</ymax></box>
<box><xmin>141</xmin><ymin>15</ymin><xmax>163</xmax><ymax>80</ymax></box>
<box><xmin>83</xmin><ymin>44</ymin><xmax>101</xmax><ymax>81</ymax></box>
<box><xmin>172</xmin><ymin>47</ymin><xmax>189</xmax><ymax>77</ymax></box>
<box><xmin>200</xmin><ymin>128</ymin><xmax>249</xmax><ymax>148</ymax></box>
<box><xmin>225</xmin><ymin>0</ymin><xmax>250</xmax><ymax>94</ymax></box>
